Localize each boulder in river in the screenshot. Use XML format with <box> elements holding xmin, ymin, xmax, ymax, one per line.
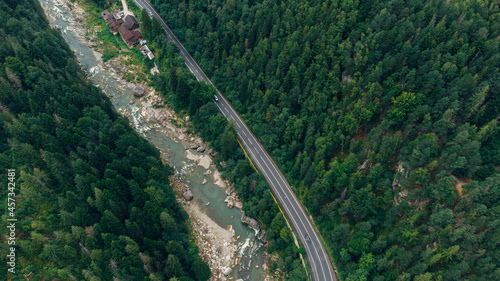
<box><xmin>201</xmin><ymin>179</ymin><xmax>207</xmax><ymax>185</ymax></box>
<box><xmin>234</xmin><ymin>201</ymin><xmax>243</xmax><ymax>210</ymax></box>
<box><xmin>226</xmin><ymin>198</ymin><xmax>234</xmax><ymax>208</ymax></box>
<box><xmin>132</xmin><ymin>85</ymin><xmax>145</xmax><ymax>97</ymax></box>
<box><xmin>197</xmin><ymin>146</ymin><xmax>205</xmax><ymax>153</ymax></box>
<box><xmin>190</xmin><ymin>142</ymin><xmax>200</xmax><ymax>150</ymax></box>
<box><xmin>183</xmin><ymin>190</ymin><xmax>194</xmax><ymax>201</ymax></box>
<box><xmin>241</xmin><ymin>214</ymin><xmax>260</xmax><ymax>230</ymax></box>
<box><xmin>258</xmin><ymin>230</ymin><xmax>268</xmax><ymax>244</ymax></box>
<box><xmin>222</xmin><ymin>267</ymin><xmax>232</xmax><ymax>276</ymax></box>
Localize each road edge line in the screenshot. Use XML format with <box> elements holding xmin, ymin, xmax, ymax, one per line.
<box><xmin>237</xmin><ymin>139</ymin><xmax>259</xmax><ymax>174</ymax></box>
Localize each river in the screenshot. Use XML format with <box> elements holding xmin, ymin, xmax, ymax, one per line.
<box><xmin>38</xmin><ymin>0</ymin><xmax>267</xmax><ymax>280</ymax></box>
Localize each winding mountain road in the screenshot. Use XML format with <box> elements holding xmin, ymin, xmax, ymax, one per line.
<box><xmin>132</xmin><ymin>0</ymin><xmax>336</xmax><ymax>280</ymax></box>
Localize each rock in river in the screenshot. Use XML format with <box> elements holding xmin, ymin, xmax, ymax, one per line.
<box><xmin>234</xmin><ymin>201</ymin><xmax>243</xmax><ymax>210</ymax></box>
<box><xmin>225</xmin><ymin>197</ymin><xmax>234</xmax><ymax>208</ymax></box>
<box><xmin>241</xmin><ymin>214</ymin><xmax>260</xmax><ymax>230</ymax></box>
<box><xmin>183</xmin><ymin>190</ymin><xmax>194</xmax><ymax>201</ymax></box>
<box><xmin>222</xmin><ymin>267</ymin><xmax>232</xmax><ymax>276</ymax></box>
<box><xmin>197</xmin><ymin>146</ymin><xmax>205</xmax><ymax>153</ymax></box>
<box><xmin>132</xmin><ymin>85</ymin><xmax>145</xmax><ymax>97</ymax></box>
<box><xmin>258</xmin><ymin>229</ymin><xmax>268</xmax><ymax>244</ymax></box>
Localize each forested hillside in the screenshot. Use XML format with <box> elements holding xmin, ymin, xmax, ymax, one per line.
<box><xmin>0</xmin><ymin>0</ymin><xmax>210</xmax><ymax>280</ymax></box>
<box><xmin>146</xmin><ymin>0</ymin><xmax>500</xmax><ymax>280</ymax></box>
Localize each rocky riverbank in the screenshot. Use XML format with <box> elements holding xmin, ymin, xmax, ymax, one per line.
<box><xmin>138</xmin><ymin>89</ymin><xmax>272</xmax><ymax>280</ymax></box>
<box><xmin>40</xmin><ymin>0</ymin><xmax>271</xmax><ymax>280</ymax></box>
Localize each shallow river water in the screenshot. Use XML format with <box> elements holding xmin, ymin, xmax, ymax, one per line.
<box><xmin>39</xmin><ymin>0</ymin><xmax>266</xmax><ymax>280</ymax></box>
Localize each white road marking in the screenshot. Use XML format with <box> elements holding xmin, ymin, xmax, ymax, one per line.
<box><xmin>260</xmin><ymin>150</ymin><xmax>326</xmax><ymax>280</ymax></box>
<box><xmin>272</xmin><ymin>178</ymin><xmax>326</xmax><ymax>274</ymax></box>
<box><xmin>218</xmin><ymin>88</ymin><xmax>329</xmax><ymax>280</ymax></box>
<box><xmin>256</xmin><ymin>153</ymin><xmax>320</xmax><ymax>280</ymax></box>
<box><xmin>238</xmin><ymin>134</ymin><xmax>324</xmax><ymax>279</ymax></box>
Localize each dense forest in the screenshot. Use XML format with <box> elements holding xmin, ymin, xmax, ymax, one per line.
<box><xmin>0</xmin><ymin>0</ymin><xmax>210</xmax><ymax>280</ymax></box>
<box><xmin>140</xmin><ymin>0</ymin><xmax>500</xmax><ymax>280</ymax></box>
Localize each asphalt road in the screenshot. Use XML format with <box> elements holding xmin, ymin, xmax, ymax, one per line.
<box><xmin>133</xmin><ymin>1</ymin><xmax>336</xmax><ymax>280</ymax></box>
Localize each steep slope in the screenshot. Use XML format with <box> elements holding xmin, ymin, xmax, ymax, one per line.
<box><xmin>0</xmin><ymin>0</ymin><xmax>209</xmax><ymax>280</ymax></box>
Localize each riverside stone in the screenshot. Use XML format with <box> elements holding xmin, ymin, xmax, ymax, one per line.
<box><xmin>208</xmin><ymin>148</ymin><xmax>219</xmax><ymax>157</ymax></box>
<box><xmin>222</xmin><ymin>267</ymin><xmax>232</xmax><ymax>276</ymax></box>
<box><xmin>235</xmin><ymin>201</ymin><xmax>243</xmax><ymax>210</ymax></box>
<box><xmin>241</xmin><ymin>214</ymin><xmax>260</xmax><ymax>229</ymax></box>
<box><xmin>183</xmin><ymin>190</ymin><xmax>193</xmax><ymax>201</ymax></box>
<box><xmin>132</xmin><ymin>85</ymin><xmax>145</xmax><ymax>97</ymax></box>
<box><xmin>258</xmin><ymin>229</ymin><xmax>267</xmax><ymax>244</ymax></box>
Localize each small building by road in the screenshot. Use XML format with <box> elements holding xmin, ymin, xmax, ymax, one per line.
<box><xmin>102</xmin><ymin>9</ymin><xmax>123</xmax><ymax>32</ymax></box>
<box><xmin>118</xmin><ymin>26</ymin><xmax>142</xmax><ymax>47</ymax></box>
<box><xmin>138</xmin><ymin>39</ymin><xmax>154</xmax><ymax>60</ymax></box>
<box><xmin>123</xmin><ymin>15</ymin><xmax>140</xmax><ymax>30</ymax></box>
<box><xmin>103</xmin><ymin>10</ymin><xmax>142</xmax><ymax>47</ymax></box>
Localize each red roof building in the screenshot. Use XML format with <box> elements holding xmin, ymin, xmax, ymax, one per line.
<box><xmin>102</xmin><ymin>9</ymin><xmax>141</xmax><ymax>46</ymax></box>
<box><xmin>118</xmin><ymin>26</ymin><xmax>142</xmax><ymax>47</ymax></box>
